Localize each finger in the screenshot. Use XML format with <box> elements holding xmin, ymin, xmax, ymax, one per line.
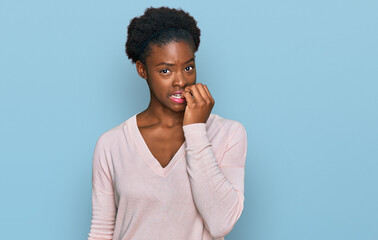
<box><xmin>201</xmin><ymin>84</ymin><xmax>211</xmax><ymax>98</ymax></box>
<box><xmin>196</xmin><ymin>83</ymin><xmax>211</xmax><ymax>104</ymax></box>
<box><xmin>182</xmin><ymin>90</ymin><xmax>194</xmax><ymax>105</ymax></box>
<box><xmin>203</xmin><ymin>85</ymin><xmax>215</xmax><ymax>105</ymax></box>
<box><xmin>190</xmin><ymin>85</ymin><xmax>205</xmax><ymax>104</ymax></box>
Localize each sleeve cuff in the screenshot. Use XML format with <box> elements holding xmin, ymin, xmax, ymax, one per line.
<box><xmin>182</xmin><ymin>123</ymin><xmax>210</xmax><ymax>147</ymax></box>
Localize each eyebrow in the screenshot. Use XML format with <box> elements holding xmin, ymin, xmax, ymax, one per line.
<box><xmin>155</xmin><ymin>57</ymin><xmax>195</xmax><ymax>67</ymax></box>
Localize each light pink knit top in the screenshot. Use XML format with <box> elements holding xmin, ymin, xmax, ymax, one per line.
<box><xmin>88</xmin><ymin>113</ymin><xmax>247</xmax><ymax>240</ymax></box>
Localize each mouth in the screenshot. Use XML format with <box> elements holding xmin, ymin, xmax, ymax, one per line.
<box><xmin>170</xmin><ymin>93</ymin><xmax>183</xmax><ymax>99</ymax></box>
<box><xmin>169</xmin><ymin>91</ymin><xmax>185</xmax><ymax>98</ymax></box>
<box><xmin>169</xmin><ymin>91</ymin><xmax>186</xmax><ymax>104</ymax></box>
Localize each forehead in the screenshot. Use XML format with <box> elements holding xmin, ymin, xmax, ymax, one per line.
<box><xmin>146</xmin><ymin>41</ymin><xmax>195</xmax><ymax>65</ymax></box>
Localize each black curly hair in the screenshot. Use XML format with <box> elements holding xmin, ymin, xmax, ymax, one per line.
<box><xmin>125</xmin><ymin>7</ymin><xmax>201</xmax><ymax>64</ymax></box>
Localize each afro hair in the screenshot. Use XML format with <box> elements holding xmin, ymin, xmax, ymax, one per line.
<box><xmin>125</xmin><ymin>7</ymin><xmax>201</xmax><ymax>63</ymax></box>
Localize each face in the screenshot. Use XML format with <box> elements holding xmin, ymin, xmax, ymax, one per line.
<box><xmin>136</xmin><ymin>41</ymin><xmax>196</xmax><ymax>112</ymax></box>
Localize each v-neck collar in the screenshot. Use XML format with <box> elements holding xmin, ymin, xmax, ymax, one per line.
<box><xmin>127</xmin><ymin>114</ymin><xmax>186</xmax><ymax>177</ymax></box>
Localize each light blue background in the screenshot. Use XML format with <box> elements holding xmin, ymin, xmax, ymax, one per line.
<box><xmin>1</xmin><ymin>0</ymin><xmax>377</xmax><ymax>239</ymax></box>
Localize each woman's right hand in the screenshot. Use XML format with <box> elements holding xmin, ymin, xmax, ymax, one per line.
<box><xmin>182</xmin><ymin>83</ymin><xmax>215</xmax><ymax>126</ymax></box>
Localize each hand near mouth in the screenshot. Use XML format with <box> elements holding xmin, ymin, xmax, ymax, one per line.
<box><xmin>182</xmin><ymin>83</ymin><xmax>215</xmax><ymax>126</ymax></box>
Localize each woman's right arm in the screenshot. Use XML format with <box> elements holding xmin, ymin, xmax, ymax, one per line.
<box><xmin>88</xmin><ymin>137</ymin><xmax>116</xmax><ymax>240</ymax></box>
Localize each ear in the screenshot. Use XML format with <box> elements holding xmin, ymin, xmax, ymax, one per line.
<box><xmin>136</xmin><ymin>60</ymin><xmax>148</xmax><ymax>79</ymax></box>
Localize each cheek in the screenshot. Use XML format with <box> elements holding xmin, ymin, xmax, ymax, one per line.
<box><xmin>149</xmin><ymin>76</ymin><xmax>171</xmax><ymax>92</ymax></box>
<box><xmin>189</xmin><ymin>72</ymin><xmax>197</xmax><ymax>84</ymax></box>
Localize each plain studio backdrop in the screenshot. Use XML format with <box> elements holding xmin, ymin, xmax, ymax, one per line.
<box><xmin>0</xmin><ymin>0</ymin><xmax>377</xmax><ymax>239</ymax></box>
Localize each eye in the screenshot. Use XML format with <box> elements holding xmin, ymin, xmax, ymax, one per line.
<box><xmin>160</xmin><ymin>69</ymin><xmax>170</xmax><ymax>74</ymax></box>
<box><xmin>185</xmin><ymin>66</ymin><xmax>194</xmax><ymax>72</ymax></box>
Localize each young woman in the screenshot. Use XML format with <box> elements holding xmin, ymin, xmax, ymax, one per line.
<box><xmin>88</xmin><ymin>7</ymin><xmax>247</xmax><ymax>240</ymax></box>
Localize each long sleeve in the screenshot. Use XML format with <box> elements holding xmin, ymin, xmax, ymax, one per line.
<box><xmin>183</xmin><ymin>122</ymin><xmax>247</xmax><ymax>238</ymax></box>
<box><xmin>88</xmin><ymin>137</ymin><xmax>117</xmax><ymax>240</ymax></box>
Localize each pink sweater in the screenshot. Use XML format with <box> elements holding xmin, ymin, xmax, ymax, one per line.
<box><xmin>88</xmin><ymin>113</ymin><xmax>247</xmax><ymax>240</ymax></box>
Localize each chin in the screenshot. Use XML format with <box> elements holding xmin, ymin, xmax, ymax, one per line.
<box><xmin>169</xmin><ymin>104</ymin><xmax>186</xmax><ymax>112</ymax></box>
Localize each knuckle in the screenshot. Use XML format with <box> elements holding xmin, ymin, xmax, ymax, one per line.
<box><xmin>198</xmin><ymin>101</ymin><xmax>206</xmax><ymax>107</ymax></box>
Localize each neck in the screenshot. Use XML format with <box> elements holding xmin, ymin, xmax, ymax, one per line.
<box><xmin>139</xmin><ymin>101</ymin><xmax>185</xmax><ymax>128</ymax></box>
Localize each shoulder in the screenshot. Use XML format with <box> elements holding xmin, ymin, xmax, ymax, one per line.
<box><xmin>95</xmin><ymin>115</ymin><xmax>134</xmax><ymax>149</ymax></box>
<box><xmin>206</xmin><ymin>113</ymin><xmax>246</xmax><ymax>137</ymax></box>
<box><xmin>206</xmin><ymin>114</ymin><xmax>247</xmax><ymax>165</ymax></box>
<box><xmin>205</xmin><ymin>114</ymin><xmax>247</xmax><ymax>152</ymax></box>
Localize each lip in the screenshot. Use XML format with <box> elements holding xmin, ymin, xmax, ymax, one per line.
<box><xmin>170</xmin><ymin>91</ymin><xmax>183</xmax><ymax>95</ymax></box>
<box><xmin>169</xmin><ymin>96</ymin><xmax>186</xmax><ymax>104</ymax></box>
<box><xmin>169</xmin><ymin>91</ymin><xmax>186</xmax><ymax>104</ymax></box>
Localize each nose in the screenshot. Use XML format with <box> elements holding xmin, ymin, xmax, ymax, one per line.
<box><xmin>172</xmin><ymin>71</ymin><xmax>187</xmax><ymax>88</ymax></box>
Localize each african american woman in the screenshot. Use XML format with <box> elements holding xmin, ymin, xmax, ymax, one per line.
<box><xmin>88</xmin><ymin>6</ymin><xmax>248</xmax><ymax>240</ymax></box>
